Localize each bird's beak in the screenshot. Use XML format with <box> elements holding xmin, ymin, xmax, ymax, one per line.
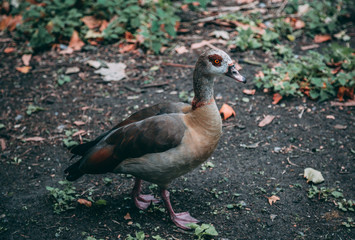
<box><xmin>225</xmin><ymin>65</ymin><xmax>246</xmax><ymax>83</ymax></box>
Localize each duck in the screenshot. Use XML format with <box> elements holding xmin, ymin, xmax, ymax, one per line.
<box><xmin>65</xmin><ymin>49</ymin><xmax>246</xmax><ymax>229</ymax></box>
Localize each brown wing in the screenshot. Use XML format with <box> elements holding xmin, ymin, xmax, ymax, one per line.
<box><xmin>70</xmin><ymin>102</ymin><xmax>191</xmax><ymax>156</ymax></box>
<box><xmin>66</xmin><ymin>114</ymin><xmax>186</xmax><ymax>179</ymax></box>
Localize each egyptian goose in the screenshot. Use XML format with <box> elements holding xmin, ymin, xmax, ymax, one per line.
<box><xmin>65</xmin><ymin>49</ymin><xmax>246</xmax><ymax>229</ymax></box>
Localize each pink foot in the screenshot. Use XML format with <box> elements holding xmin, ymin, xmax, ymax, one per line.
<box><xmin>134</xmin><ymin>194</ymin><xmax>160</xmax><ymax>210</ymax></box>
<box><xmin>171</xmin><ymin>211</ymin><xmax>200</xmax><ymax>230</ymax></box>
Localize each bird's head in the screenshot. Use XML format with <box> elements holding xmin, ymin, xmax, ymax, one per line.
<box><xmin>197</xmin><ymin>49</ymin><xmax>246</xmax><ymax>84</ymax></box>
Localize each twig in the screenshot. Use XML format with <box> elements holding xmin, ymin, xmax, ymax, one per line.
<box><xmin>141</xmin><ymin>81</ymin><xmax>170</xmax><ymax>88</ymax></box>
<box><xmin>162</xmin><ymin>62</ymin><xmax>194</xmax><ymax>68</ymax></box>
<box><xmin>287</xmin><ymin>157</ymin><xmax>299</xmax><ymax>167</ymax></box>
<box><xmin>276</xmin><ymin>0</ymin><xmax>288</xmax><ymax>16</ymax></box>
<box><xmin>207</xmin><ymin>2</ymin><xmax>259</xmax><ymax>12</ymax></box>
<box><xmin>193</xmin><ymin>2</ymin><xmax>258</xmax><ymax>23</ymax></box>
<box><xmin>239</xmin><ymin>58</ymin><xmax>263</xmax><ymax>66</ymax></box>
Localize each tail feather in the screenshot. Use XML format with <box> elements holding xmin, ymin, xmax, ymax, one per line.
<box><xmin>64</xmin><ymin>159</ymin><xmax>84</xmax><ymax>181</ymax></box>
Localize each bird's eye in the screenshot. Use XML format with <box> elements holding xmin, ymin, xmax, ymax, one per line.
<box><xmin>214</xmin><ymin>59</ymin><xmax>220</xmax><ymax>64</ymax></box>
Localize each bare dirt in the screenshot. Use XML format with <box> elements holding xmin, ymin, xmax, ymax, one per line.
<box><xmin>0</xmin><ymin>10</ymin><xmax>354</xmax><ymax>240</ymax></box>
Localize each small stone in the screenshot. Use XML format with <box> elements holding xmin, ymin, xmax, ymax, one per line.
<box><xmin>15</xmin><ymin>114</ymin><xmax>23</xmax><ymax>121</ymax></box>
<box><xmin>242</xmin><ymin>97</ymin><xmax>249</xmax><ymax>103</ymax></box>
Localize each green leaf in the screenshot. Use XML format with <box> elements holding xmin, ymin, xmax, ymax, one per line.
<box><xmin>30</xmin><ymin>25</ymin><xmax>55</xmax><ymax>48</ymax></box>
<box><xmin>204</xmin><ymin>225</ymin><xmax>218</xmax><ymax>236</ymax></box>
<box><xmin>331</xmin><ymin>191</ymin><xmax>343</xmax><ymax>198</ymax></box>
<box><xmin>95</xmin><ymin>199</ymin><xmax>107</xmax><ymax>206</ymax></box>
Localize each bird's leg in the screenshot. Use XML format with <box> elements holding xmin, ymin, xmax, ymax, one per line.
<box><xmin>131</xmin><ymin>178</ymin><xmax>160</xmax><ymax>210</ymax></box>
<box><xmin>161</xmin><ymin>189</ymin><xmax>199</xmax><ymax>229</ymax></box>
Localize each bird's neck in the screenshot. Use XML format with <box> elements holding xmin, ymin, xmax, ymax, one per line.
<box><xmin>192</xmin><ymin>69</ymin><xmax>215</xmax><ymax>110</ymax></box>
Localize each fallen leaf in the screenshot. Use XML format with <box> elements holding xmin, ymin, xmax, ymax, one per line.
<box><xmin>314</xmin><ymin>35</ymin><xmax>331</xmax><ymax>43</ymax></box>
<box><xmin>4</xmin><ymin>47</ymin><xmax>15</xmax><ymax>53</ymax></box>
<box><xmin>190</xmin><ymin>39</ymin><xmax>226</xmax><ymax>50</ymax></box>
<box><xmin>74</xmin><ymin>121</ymin><xmax>85</xmax><ymax>126</ymax></box>
<box><xmin>68</xmin><ymin>30</ymin><xmax>85</xmax><ymax>51</ymax></box>
<box><xmin>81</xmin><ymin>16</ymin><xmax>102</xmax><ymax>29</ymax></box>
<box><xmin>124</xmin><ymin>213</ymin><xmax>132</xmax><ymax>220</ymax></box>
<box><xmin>232</xmin><ymin>20</ymin><xmax>265</xmax><ymax>35</ymax></box>
<box><xmin>181</xmin><ymin>4</ymin><xmax>188</xmax><ymax>11</ymax></box>
<box><xmin>242</xmin><ymin>89</ymin><xmax>256</xmax><ymax>95</ymax></box>
<box><xmin>326</xmin><ymin>115</ymin><xmax>335</xmax><ymax>119</ymax></box>
<box><xmin>175</xmin><ymin>46</ymin><xmax>189</xmax><ymax>54</ymax></box>
<box><xmin>0</xmin><ymin>15</ymin><xmax>22</xmax><ymax>31</ymax></box>
<box><xmin>65</xmin><ymin>67</ymin><xmax>80</xmax><ymax>74</ymax></box>
<box><xmin>209</xmin><ymin>30</ymin><xmax>230</xmax><ymax>40</ymax></box>
<box><xmin>85</xmin><ymin>29</ymin><xmax>103</xmax><ymax>39</ymax></box>
<box><xmin>72</xmin><ymin>130</ymin><xmax>86</xmax><ymax>137</ymax></box>
<box><xmin>297</xmin><ymin>4</ymin><xmax>310</xmax><ymax>16</ymax></box>
<box><xmin>294</xmin><ymin>19</ymin><xmax>305</xmax><ymax>29</ymax></box>
<box><xmin>301</xmin><ymin>44</ymin><xmax>319</xmax><ymax>51</ymax></box>
<box><xmin>59</xmin><ymin>47</ymin><xmax>74</xmax><ymax>55</ymax></box>
<box><xmin>77</xmin><ymin>198</ymin><xmax>92</xmax><ymax>207</ymax></box>
<box><xmin>16</xmin><ymin>66</ymin><xmax>31</xmax><ymax>74</ymax></box>
<box><xmin>272</xmin><ymin>93</ymin><xmax>282</xmax><ymax>104</ymax></box>
<box><xmin>118</xmin><ymin>43</ymin><xmax>136</xmax><ymax>54</ymax></box>
<box><xmin>95</xmin><ymin>62</ymin><xmax>127</xmax><ymax>81</ymax></box>
<box><xmin>99</xmin><ymin>20</ymin><xmax>109</xmax><ymax>32</ymax></box>
<box><xmin>86</xmin><ymin>60</ymin><xmax>102</xmax><ymax>69</ymax></box>
<box><xmin>22</xmin><ymin>54</ymin><xmax>32</xmax><ymax>66</ymax></box>
<box><xmin>258</xmin><ymin>115</ymin><xmax>275</xmax><ymax>127</ymax></box>
<box><xmin>267</xmin><ymin>195</ymin><xmax>280</xmax><ymax>205</ymax></box>
<box><xmin>23</xmin><ymin>137</ymin><xmax>45</xmax><ymax>142</ymax></box>
<box><xmin>331</xmin><ymin>66</ymin><xmax>341</xmax><ymax>75</ymax></box>
<box><xmin>333</xmin><ymin>124</ymin><xmax>347</xmax><ymax>130</ymax></box>
<box><xmin>304</xmin><ymin>168</ymin><xmax>324</xmax><ymax>184</ymax></box>
<box><xmin>337</xmin><ymin>86</ymin><xmax>354</xmax><ymax>101</ymax></box>
<box><xmin>0</xmin><ymin>138</ymin><xmax>6</xmax><ymax>151</ymax></box>
<box><xmin>219</xmin><ymin>103</ymin><xmax>236</xmax><ymax>120</ymax></box>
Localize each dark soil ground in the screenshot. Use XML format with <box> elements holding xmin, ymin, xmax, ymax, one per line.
<box><xmin>0</xmin><ymin>5</ymin><xmax>354</xmax><ymax>240</ymax></box>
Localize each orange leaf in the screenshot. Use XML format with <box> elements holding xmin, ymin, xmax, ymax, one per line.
<box><xmin>267</xmin><ymin>195</ymin><xmax>280</xmax><ymax>205</ymax></box>
<box><xmin>0</xmin><ymin>15</ymin><xmax>22</xmax><ymax>31</ymax></box>
<box><xmin>124</xmin><ymin>213</ymin><xmax>132</xmax><ymax>220</ymax></box>
<box><xmin>23</xmin><ymin>137</ymin><xmax>45</xmax><ymax>142</ymax></box>
<box><xmin>331</xmin><ymin>66</ymin><xmax>341</xmax><ymax>75</ymax></box>
<box><xmin>272</xmin><ymin>93</ymin><xmax>282</xmax><ymax>104</ymax></box>
<box><xmin>181</xmin><ymin>4</ymin><xmax>188</xmax><ymax>11</ymax></box>
<box><xmin>99</xmin><ymin>20</ymin><xmax>109</xmax><ymax>32</ymax></box>
<box><xmin>119</xmin><ymin>43</ymin><xmax>136</xmax><ymax>53</ymax></box>
<box><xmin>77</xmin><ymin>199</ymin><xmax>92</xmax><ymax>207</ymax></box>
<box><xmin>73</xmin><ymin>121</ymin><xmax>85</xmax><ymax>126</ymax></box>
<box><xmin>0</xmin><ymin>138</ymin><xmax>6</xmax><ymax>151</ymax></box>
<box><xmin>72</xmin><ymin>130</ymin><xmax>86</xmax><ymax>137</ymax></box>
<box><xmin>4</xmin><ymin>47</ymin><xmax>15</xmax><ymax>53</ymax></box>
<box><xmin>219</xmin><ymin>103</ymin><xmax>236</xmax><ymax>120</ymax></box>
<box><xmin>314</xmin><ymin>35</ymin><xmax>331</xmax><ymax>43</ymax></box>
<box><xmin>68</xmin><ymin>30</ymin><xmax>85</xmax><ymax>51</ymax></box>
<box><xmin>16</xmin><ymin>66</ymin><xmax>31</xmax><ymax>74</ymax></box>
<box><xmin>337</xmin><ymin>86</ymin><xmax>354</xmax><ymax>101</ymax></box>
<box><xmin>125</xmin><ymin>31</ymin><xmax>134</xmax><ymax>41</ymax></box>
<box><xmin>258</xmin><ymin>115</ymin><xmax>275</xmax><ymax>127</ymax></box>
<box><xmin>294</xmin><ymin>19</ymin><xmax>305</xmax><ymax>29</ymax></box>
<box><xmin>22</xmin><ymin>54</ymin><xmax>32</xmax><ymax>66</ymax></box>
<box><xmin>81</xmin><ymin>16</ymin><xmax>101</xmax><ymax>29</ymax></box>
<box><xmin>243</xmin><ymin>89</ymin><xmax>256</xmax><ymax>95</ymax></box>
